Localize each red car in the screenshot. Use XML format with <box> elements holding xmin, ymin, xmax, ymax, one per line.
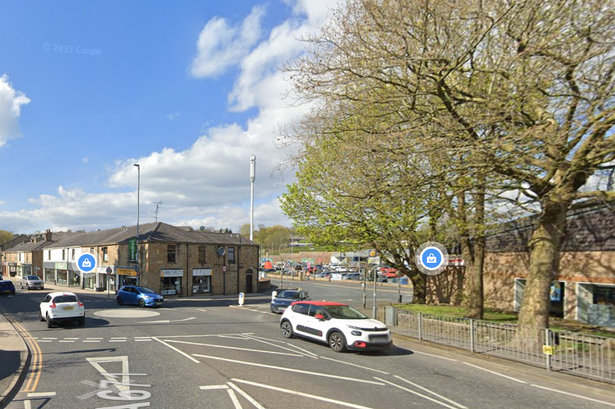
<box><xmin>380</xmin><ymin>266</ymin><xmax>398</xmax><ymax>278</ymax></box>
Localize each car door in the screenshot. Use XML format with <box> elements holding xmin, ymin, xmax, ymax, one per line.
<box><xmin>289</xmin><ymin>303</ymin><xmax>310</xmax><ymax>335</ymax></box>
<box><xmin>40</xmin><ymin>294</ymin><xmax>52</xmax><ymax>317</ymax></box>
<box><xmin>126</xmin><ymin>287</ymin><xmax>137</xmax><ymax>304</ymax></box>
<box><xmin>302</xmin><ymin>305</ymin><xmax>328</xmax><ymax>341</ymax></box>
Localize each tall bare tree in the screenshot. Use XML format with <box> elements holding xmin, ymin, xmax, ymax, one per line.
<box><xmin>286</xmin><ymin>0</ymin><xmax>615</xmax><ymax>328</ymax></box>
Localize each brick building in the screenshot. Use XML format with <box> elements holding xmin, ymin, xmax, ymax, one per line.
<box><xmin>41</xmin><ymin>222</ymin><xmax>259</xmax><ymax>296</ymax></box>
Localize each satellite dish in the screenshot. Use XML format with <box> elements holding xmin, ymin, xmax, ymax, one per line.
<box><xmin>217</xmin><ymin>246</ymin><xmax>226</xmax><ymax>256</ymax></box>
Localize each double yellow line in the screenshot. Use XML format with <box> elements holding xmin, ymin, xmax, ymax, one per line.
<box><xmin>11</xmin><ymin>320</ymin><xmax>43</xmax><ymax>393</ymax></box>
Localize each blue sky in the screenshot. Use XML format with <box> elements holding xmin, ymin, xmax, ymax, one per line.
<box><xmin>0</xmin><ymin>0</ymin><xmax>342</xmax><ymax>234</ymax></box>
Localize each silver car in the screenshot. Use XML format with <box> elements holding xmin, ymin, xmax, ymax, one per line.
<box><xmin>21</xmin><ymin>275</ymin><xmax>45</xmax><ymax>290</ymax></box>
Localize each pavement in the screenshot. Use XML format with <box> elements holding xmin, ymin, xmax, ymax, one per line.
<box><xmin>0</xmin><ymin>311</ymin><xmax>29</xmax><ymax>409</ymax></box>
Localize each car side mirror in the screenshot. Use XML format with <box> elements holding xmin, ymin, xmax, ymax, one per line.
<box><xmin>314</xmin><ymin>314</ymin><xmax>325</xmax><ymax>321</ymax></box>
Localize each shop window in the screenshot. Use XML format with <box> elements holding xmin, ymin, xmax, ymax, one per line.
<box><xmin>168</xmin><ymin>245</ymin><xmax>176</xmax><ymax>263</ymax></box>
<box><xmin>228</xmin><ymin>247</ymin><xmax>235</xmax><ymax>264</ymax></box>
<box><xmin>102</xmin><ymin>247</ymin><xmax>108</xmax><ymax>262</ymax></box>
<box><xmin>198</xmin><ymin>246</ymin><xmax>206</xmax><ymax>264</ymax></box>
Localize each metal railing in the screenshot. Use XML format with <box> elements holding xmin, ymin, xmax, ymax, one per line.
<box><xmin>387</xmin><ymin>308</ymin><xmax>614</xmax><ymax>384</ymax></box>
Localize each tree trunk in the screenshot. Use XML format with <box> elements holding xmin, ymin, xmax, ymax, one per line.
<box><xmin>517</xmin><ymin>199</ymin><xmax>569</xmax><ymax>330</ymax></box>
<box><xmin>407</xmin><ymin>271</ymin><xmax>426</xmax><ymax>304</ymax></box>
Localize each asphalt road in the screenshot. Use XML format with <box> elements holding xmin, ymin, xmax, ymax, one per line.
<box><xmin>1</xmin><ymin>285</ymin><xmax>614</xmax><ymax>409</ymax></box>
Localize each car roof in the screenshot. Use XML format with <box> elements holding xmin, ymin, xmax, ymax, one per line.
<box><xmin>291</xmin><ymin>301</ymin><xmax>347</xmax><ymax>306</ymax></box>
<box><xmin>46</xmin><ymin>292</ymin><xmax>79</xmax><ymax>297</ymax></box>
<box><xmin>0</xmin><ymin>280</ymin><xmax>14</xmax><ymax>284</ymax></box>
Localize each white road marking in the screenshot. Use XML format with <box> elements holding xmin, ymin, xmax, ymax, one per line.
<box><xmin>27</xmin><ymin>392</ymin><xmax>56</xmax><ymax>398</ymax></box>
<box><xmin>83</xmin><ymin>340</ymin><xmax>101</xmax><ymax>343</ymax></box>
<box><xmin>64</xmin><ymin>337</ymin><xmax>79</xmax><ymax>340</ymax></box>
<box><xmin>196</xmin><ymin>308</ymin><xmax>209</xmax><ymax>312</ymax></box>
<box><xmin>413</xmin><ymin>350</ymin><xmax>459</xmax><ymax>362</ymax></box>
<box><xmin>462</xmin><ymin>362</ymin><xmax>526</xmax><ymax>384</ymax></box>
<box><xmin>193</xmin><ymin>353</ymin><xmax>384</xmax><ymax>385</ymax></box>
<box><xmin>161</xmin><ymin>333</ymin><xmax>255</xmax><ymax>339</ymax></box>
<box><xmin>24</xmin><ymin>400</ymin><xmax>31</xmax><ymax>409</ymax></box>
<box><xmin>374</xmin><ymin>377</ymin><xmax>463</xmax><ymax>409</ymax></box>
<box><xmin>199</xmin><ymin>385</ymin><xmax>229</xmax><ymax>390</ymax></box>
<box><xmin>164</xmin><ymin>339</ymin><xmax>303</xmax><ymax>357</ymax></box>
<box><xmin>135</xmin><ymin>337</ymin><xmax>152</xmax><ymax>342</ymax></box>
<box><xmin>109</xmin><ymin>339</ymin><xmax>127</xmax><ymax>343</ymax></box>
<box><xmin>231</xmin><ymin>379</ymin><xmax>375</xmax><ymax>409</ymax></box>
<box><xmin>393</xmin><ymin>375</ymin><xmax>468</xmax><ymax>409</ymax></box>
<box><xmin>59</xmin><ymin>340</ymin><xmax>75</xmax><ymax>343</ymax></box>
<box><xmin>227</xmin><ymin>389</ymin><xmax>243</xmax><ymax>409</ymax></box>
<box><xmin>153</xmin><ymin>337</ymin><xmax>200</xmax><ymax>363</ymax></box>
<box><xmin>42</xmin><ymin>337</ymin><xmax>57</xmax><ymax>340</ymax></box>
<box><xmin>37</xmin><ymin>340</ymin><xmax>52</xmax><ymax>343</ymax></box>
<box><xmin>531</xmin><ymin>384</ymin><xmax>615</xmax><ymax>408</ymax></box>
<box><xmin>240</xmin><ymin>335</ymin><xmax>317</xmax><ymax>358</ymax></box>
<box><xmin>136</xmin><ymin>317</ymin><xmax>196</xmax><ymax>324</ymax></box>
<box><xmin>227</xmin><ymin>383</ymin><xmax>266</xmax><ymax>409</ymax></box>
<box><xmin>320</xmin><ymin>356</ymin><xmax>389</xmax><ymax>375</ymax></box>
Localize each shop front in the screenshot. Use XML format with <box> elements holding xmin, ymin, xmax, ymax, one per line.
<box><xmin>192</xmin><ymin>268</ymin><xmax>212</xmax><ymax>294</ymax></box>
<box><xmin>118</xmin><ymin>267</ymin><xmax>138</xmax><ymax>287</ymax></box>
<box><xmin>161</xmin><ymin>269</ymin><xmax>183</xmax><ymax>296</ymax></box>
<box><xmin>44</xmin><ymin>268</ymin><xmax>56</xmax><ymax>283</ymax></box>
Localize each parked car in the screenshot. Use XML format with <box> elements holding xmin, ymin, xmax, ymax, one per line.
<box><xmin>116</xmin><ymin>285</ymin><xmax>164</xmax><ymax>307</ymax></box>
<box><xmin>21</xmin><ymin>275</ymin><xmax>44</xmax><ymax>290</ymax></box>
<box><xmin>342</xmin><ymin>273</ymin><xmax>362</xmax><ymax>280</ymax></box>
<box><xmin>280</xmin><ymin>301</ymin><xmax>392</xmax><ymax>352</ymax></box>
<box><xmin>39</xmin><ymin>292</ymin><xmax>85</xmax><ymax>328</ymax></box>
<box><xmin>0</xmin><ymin>280</ymin><xmax>16</xmax><ymax>296</ymax></box>
<box><xmin>270</xmin><ymin>289</ymin><xmax>310</xmax><ymax>314</ymax></box>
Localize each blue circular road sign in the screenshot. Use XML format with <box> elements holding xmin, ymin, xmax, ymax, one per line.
<box><xmin>77</xmin><ymin>253</ymin><xmax>97</xmax><ymax>273</ymax></box>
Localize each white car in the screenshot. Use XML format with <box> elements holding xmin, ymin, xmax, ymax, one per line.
<box><xmin>280</xmin><ymin>301</ymin><xmax>392</xmax><ymax>352</ymax></box>
<box><xmin>39</xmin><ymin>292</ymin><xmax>86</xmax><ymax>328</ymax></box>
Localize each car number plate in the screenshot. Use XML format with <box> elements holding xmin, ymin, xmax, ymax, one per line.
<box><xmin>63</xmin><ymin>306</ymin><xmax>74</xmax><ymax>310</ymax></box>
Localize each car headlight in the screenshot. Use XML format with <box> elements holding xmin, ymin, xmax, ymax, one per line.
<box><xmin>143</xmin><ymin>296</ymin><xmax>151</xmax><ymax>300</ymax></box>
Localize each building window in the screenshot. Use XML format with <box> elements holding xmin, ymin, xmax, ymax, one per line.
<box><xmin>62</xmin><ymin>249</ymin><xmax>66</xmax><ymax>260</ymax></box>
<box><xmin>198</xmin><ymin>246</ymin><xmax>206</xmax><ymax>264</ymax></box>
<box><xmin>72</xmin><ymin>249</ymin><xmax>76</xmax><ymax>260</ymax></box>
<box><xmin>168</xmin><ymin>245</ymin><xmax>176</xmax><ymax>263</ymax></box>
<box><xmin>228</xmin><ymin>247</ymin><xmax>235</xmax><ymax>264</ymax></box>
<box><xmin>102</xmin><ymin>247</ymin><xmax>108</xmax><ymax>262</ymax></box>
<box><xmin>48</xmin><ymin>250</ymin><xmax>51</xmax><ymax>260</ymax></box>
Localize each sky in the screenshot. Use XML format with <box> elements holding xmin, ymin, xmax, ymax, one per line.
<box><xmin>0</xmin><ymin>0</ymin><xmax>344</xmax><ymax>234</ymax></box>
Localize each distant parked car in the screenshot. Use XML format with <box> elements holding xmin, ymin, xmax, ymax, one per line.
<box><xmin>342</xmin><ymin>273</ymin><xmax>362</xmax><ymax>280</ymax></box>
<box><xmin>0</xmin><ymin>280</ymin><xmax>16</xmax><ymax>295</ymax></box>
<box><xmin>39</xmin><ymin>292</ymin><xmax>85</xmax><ymax>328</ymax></box>
<box><xmin>21</xmin><ymin>275</ymin><xmax>44</xmax><ymax>290</ymax></box>
<box><xmin>116</xmin><ymin>285</ymin><xmax>164</xmax><ymax>308</ymax></box>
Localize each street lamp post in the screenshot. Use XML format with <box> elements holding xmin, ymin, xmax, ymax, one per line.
<box><xmin>250</xmin><ymin>155</ymin><xmax>256</xmax><ymax>241</ymax></box>
<box><xmin>134</xmin><ymin>164</ymin><xmax>140</xmax><ymax>285</ymax></box>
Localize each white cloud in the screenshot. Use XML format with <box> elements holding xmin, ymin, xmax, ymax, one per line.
<box><xmin>190</xmin><ymin>5</ymin><xmax>265</xmax><ymax>78</ymax></box>
<box><xmin>167</xmin><ymin>112</ymin><xmax>180</xmax><ymax>121</ymax></box>
<box><xmin>1</xmin><ymin>1</ymin><xmax>337</xmax><ymax>234</ymax></box>
<box><xmin>0</xmin><ymin>74</ymin><xmax>30</xmax><ymax>148</ymax></box>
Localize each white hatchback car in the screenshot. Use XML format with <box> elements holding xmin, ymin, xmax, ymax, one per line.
<box><xmin>280</xmin><ymin>301</ymin><xmax>392</xmax><ymax>352</ymax></box>
<box><xmin>39</xmin><ymin>292</ymin><xmax>86</xmax><ymax>328</ymax></box>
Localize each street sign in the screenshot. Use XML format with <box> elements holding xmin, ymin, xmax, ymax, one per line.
<box><xmin>77</xmin><ymin>253</ymin><xmax>97</xmax><ymax>273</ymax></box>
<box><xmin>222</xmin><ymin>265</ymin><xmax>227</xmax><ymax>273</ymax></box>
<box><xmin>106</xmin><ymin>267</ymin><xmax>113</xmax><ymax>275</ymax></box>
<box><xmin>238</xmin><ymin>292</ymin><xmax>245</xmax><ymax>306</ymax></box>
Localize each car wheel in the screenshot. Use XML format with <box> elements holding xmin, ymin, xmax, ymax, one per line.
<box><xmin>281</xmin><ymin>320</ymin><xmax>294</xmax><ymax>338</ymax></box>
<box><xmin>20</xmin><ymin>283</ymin><xmax>23</xmax><ymax>289</ymax></box>
<box><xmin>39</xmin><ymin>310</ymin><xmax>45</xmax><ymax>321</ymax></box>
<box><xmin>78</xmin><ymin>317</ymin><xmax>85</xmax><ymax>326</ymax></box>
<box><xmin>328</xmin><ymin>331</ymin><xmax>347</xmax><ymax>352</ymax></box>
<box><xmin>138</xmin><ymin>299</ymin><xmax>145</xmax><ymax>308</ymax></box>
<box><xmin>116</xmin><ymin>297</ymin><xmax>124</xmax><ymax>305</ymax></box>
<box><xmin>46</xmin><ymin>313</ymin><xmax>54</xmax><ymax>328</ymax></box>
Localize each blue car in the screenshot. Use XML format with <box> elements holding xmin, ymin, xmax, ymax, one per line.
<box><xmin>270</xmin><ymin>289</ymin><xmax>310</xmax><ymax>314</ymax></box>
<box><xmin>0</xmin><ymin>280</ymin><xmax>16</xmax><ymax>296</ymax></box>
<box><xmin>116</xmin><ymin>285</ymin><xmax>163</xmax><ymax>308</ymax></box>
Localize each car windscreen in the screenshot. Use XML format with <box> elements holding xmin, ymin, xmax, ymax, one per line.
<box><xmin>0</xmin><ymin>281</ymin><xmax>13</xmax><ymax>287</ymax></box>
<box><xmin>324</xmin><ymin>305</ymin><xmax>368</xmax><ymax>319</ymax></box>
<box><xmin>27</xmin><ymin>275</ymin><xmax>40</xmax><ymax>280</ymax></box>
<box><xmin>137</xmin><ymin>287</ymin><xmax>156</xmax><ymax>294</ymax></box>
<box><xmin>278</xmin><ymin>291</ymin><xmax>301</xmax><ymax>299</ymax></box>
<box><xmin>53</xmin><ymin>295</ymin><xmax>78</xmax><ymax>303</ymax></box>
